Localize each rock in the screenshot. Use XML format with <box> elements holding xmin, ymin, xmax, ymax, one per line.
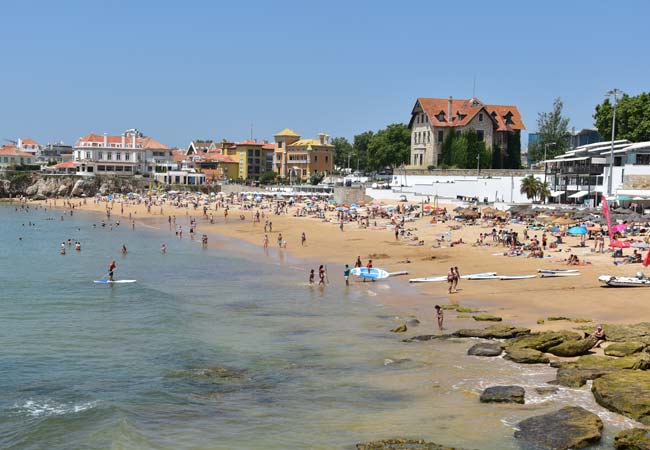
<box><xmin>547</xmin><ymin>337</ymin><xmax>597</xmax><ymax>357</ymax></box>
<box><xmin>579</xmin><ymin>323</ymin><xmax>650</xmax><ymax>342</ymax></box>
<box><xmin>355</xmin><ymin>438</ymin><xmax>469</xmax><ymax>450</ymax></box>
<box><xmin>537</xmin><ymin>319</ymin><xmax>545</xmax><ymax>324</ymax></box>
<box><xmin>467</xmin><ymin>342</ymin><xmax>503</xmax><ymax>357</ymax></box>
<box><xmin>547</xmin><ymin>316</ymin><xmax>572</xmax><ymax>321</ymax></box>
<box><xmin>185</xmin><ymin>367</ymin><xmax>247</xmax><ymax>380</ymax></box>
<box><xmin>456</xmin><ymin>307</ymin><xmax>476</xmax><ymax>313</ymax></box>
<box><xmin>592</xmin><ymin>370</ymin><xmax>650</xmax><ymax>424</ymax></box>
<box><xmin>403</xmin><ymin>334</ymin><xmax>454</xmax><ymax>342</ymax></box>
<box><xmin>504</xmin><ymin>347</ymin><xmax>550</xmax><ymax>364</ymax></box>
<box><xmin>514</xmin><ymin>406</ymin><xmax>603</xmax><ymax>450</ymax></box>
<box><xmin>472</xmin><ymin>315</ymin><xmax>502</xmax><ymax>322</ymax></box>
<box><xmin>615</xmin><ymin>428</ymin><xmax>650</xmax><ymax>449</ymax></box>
<box><xmin>391</xmin><ymin>324</ymin><xmax>407</xmax><ymax>333</ymax></box>
<box><xmin>606</xmin><ymin>341</ymin><xmax>646</xmax><ymax>357</ymax></box>
<box><xmin>535</xmin><ymin>386</ymin><xmax>559</xmax><ymax>395</ymax></box>
<box><xmin>479</xmin><ymin>385</ymin><xmax>525</xmax><ymax>404</ymax></box>
<box><xmin>440</xmin><ymin>304</ymin><xmax>458</xmax><ymax>310</ymax></box>
<box><xmin>453</xmin><ymin>324</ymin><xmax>530</xmax><ymax>339</ymax></box>
<box><xmin>554</xmin><ymin>354</ymin><xmax>650</xmax><ymax>387</ymax></box>
<box><xmin>406</xmin><ymin>318</ymin><xmax>420</xmax><ymax>327</ymax></box>
<box><xmin>508</xmin><ymin>330</ymin><xmax>582</xmax><ymax>352</ymax></box>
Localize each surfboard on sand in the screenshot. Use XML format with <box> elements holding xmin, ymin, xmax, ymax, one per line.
<box><xmin>93</xmin><ymin>279</ymin><xmax>137</xmax><ymax>284</ymax></box>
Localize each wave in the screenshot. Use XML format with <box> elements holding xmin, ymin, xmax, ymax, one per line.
<box><xmin>12</xmin><ymin>399</ymin><xmax>100</xmax><ymax>418</ymax></box>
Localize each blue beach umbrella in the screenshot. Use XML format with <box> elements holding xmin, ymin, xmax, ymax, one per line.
<box><xmin>336</xmin><ymin>207</ymin><xmax>345</xmax><ymax>211</ymax></box>
<box><xmin>567</xmin><ymin>226</ymin><xmax>587</xmax><ymax>235</ymax></box>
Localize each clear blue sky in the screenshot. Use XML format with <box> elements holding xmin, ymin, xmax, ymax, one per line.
<box><xmin>2</xmin><ymin>0</ymin><xmax>648</xmax><ymax>149</ymax></box>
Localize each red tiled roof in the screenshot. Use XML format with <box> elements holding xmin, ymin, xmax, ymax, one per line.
<box><xmin>262</xmin><ymin>143</ymin><xmax>275</xmax><ymax>150</ymax></box>
<box><xmin>53</xmin><ymin>161</ymin><xmax>76</xmax><ymax>168</ymax></box>
<box><xmin>237</xmin><ymin>140</ymin><xmax>264</xmax><ymax>146</ymax></box>
<box><xmin>204</xmin><ymin>154</ymin><xmax>238</xmax><ymax>163</ymax></box>
<box><xmin>414</xmin><ymin>98</ymin><xmax>525</xmax><ymax>131</ymax></box>
<box><xmin>0</xmin><ymin>145</ymin><xmax>32</xmax><ymax>157</ymax></box>
<box><xmin>77</xmin><ymin>133</ymin><xmax>169</xmax><ymax>148</ymax></box>
<box><xmin>21</xmin><ymin>138</ymin><xmax>40</xmax><ymax>146</ymax></box>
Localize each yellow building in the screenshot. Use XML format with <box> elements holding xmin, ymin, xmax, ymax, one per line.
<box><xmin>222</xmin><ymin>140</ymin><xmax>274</xmax><ymax>181</ymax></box>
<box><xmin>273</xmin><ymin>128</ymin><xmax>334</xmax><ymax>181</ymax></box>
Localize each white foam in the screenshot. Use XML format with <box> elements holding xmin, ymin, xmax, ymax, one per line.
<box><xmin>14</xmin><ymin>399</ymin><xmax>99</xmax><ymax>417</ymax></box>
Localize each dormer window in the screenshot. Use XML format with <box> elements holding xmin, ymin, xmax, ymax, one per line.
<box><xmin>436</xmin><ymin>112</ymin><xmax>446</xmax><ymax>122</ymax></box>
<box><xmin>479</xmin><ymin>113</ymin><xmax>483</xmax><ymax>122</ymax></box>
<box><xmin>504</xmin><ymin>112</ymin><xmax>514</xmax><ymax>125</ymax></box>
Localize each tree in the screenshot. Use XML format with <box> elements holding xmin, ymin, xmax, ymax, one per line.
<box><xmin>331</xmin><ymin>136</ymin><xmax>353</xmax><ymax>170</ymax></box>
<box><xmin>440</xmin><ymin>130</ymin><xmax>457</xmax><ymax>167</ymax></box>
<box><xmin>504</xmin><ymin>131</ymin><xmax>522</xmax><ymax>169</ymax></box>
<box><xmin>491</xmin><ymin>144</ymin><xmax>503</xmax><ymax>169</ymax></box>
<box><xmin>259</xmin><ymin>171</ymin><xmax>277</xmax><ymax>185</ymax></box>
<box><xmin>309</xmin><ymin>171</ymin><xmax>324</xmax><ymax>185</ymax></box>
<box><xmin>528</xmin><ymin>98</ymin><xmax>570</xmax><ymax>163</ymax></box>
<box><xmin>594</xmin><ymin>92</ymin><xmax>650</xmax><ymax>142</ymax></box>
<box><xmin>520</xmin><ymin>175</ymin><xmax>539</xmax><ymax>202</ymax></box>
<box><xmin>464</xmin><ymin>130</ymin><xmax>490</xmax><ymax>170</ymax></box>
<box><xmin>538</xmin><ymin>181</ymin><xmax>551</xmax><ymax>203</ymax></box>
<box><xmin>366</xmin><ymin>123</ymin><xmax>411</xmax><ymax>171</ymax></box>
<box><xmin>352</xmin><ymin>130</ymin><xmax>374</xmax><ymax>171</ymax></box>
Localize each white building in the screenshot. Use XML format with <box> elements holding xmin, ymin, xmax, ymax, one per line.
<box><xmin>73</xmin><ymin>129</ymin><xmax>174</xmax><ymax>176</ymax></box>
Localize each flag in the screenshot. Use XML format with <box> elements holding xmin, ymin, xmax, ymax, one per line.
<box><xmin>644</xmin><ymin>250</ymin><xmax>650</xmax><ymax>267</ymax></box>
<box><xmin>602</xmin><ymin>195</ymin><xmax>613</xmax><ymax>241</ymax></box>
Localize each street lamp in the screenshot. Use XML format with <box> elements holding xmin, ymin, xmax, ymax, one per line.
<box><xmin>543</xmin><ymin>142</ymin><xmax>556</xmax><ymax>184</ymax></box>
<box><xmin>606</xmin><ymin>88</ymin><xmax>624</xmax><ymax>197</ymax></box>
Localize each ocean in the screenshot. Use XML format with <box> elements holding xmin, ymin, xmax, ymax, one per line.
<box><xmin>0</xmin><ymin>203</ymin><xmax>637</xmax><ymax>449</ymax></box>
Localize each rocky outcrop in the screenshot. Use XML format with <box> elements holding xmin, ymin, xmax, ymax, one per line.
<box><xmin>554</xmin><ymin>354</ymin><xmax>650</xmax><ymax>387</ymax></box>
<box><xmin>453</xmin><ymin>324</ymin><xmax>530</xmax><ymax>340</ymax></box>
<box><xmin>504</xmin><ymin>347</ymin><xmax>550</xmax><ymax>364</ymax></box>
<box><xmin>606</xmin><ymin>341</ymin><xmax>647</xmax><ymax>357</ymax></box>
<box><xmin>615</xmin><ymin>428</ymin><xmax>650</xmax><ymax>449</ymax></box>
<box><xmin>547</xmin><ymin>337</ymin><xmax>597</xmax><ymax>357</ymax></box>
<box><xmin>391</xmin><ymin>324</ymin><xmax>407</xmax><ymax>333</ymax></box>
<box><xmin>479</xmin><ymin>385</ymin><xmax>525</xmax><ymax>404</ymax></box>
<box><xmin>508</xmin><ymin>330</ymin><xmax>581</xmax><ymax>352</ymax></box>
<box><xmin>580</xmin><ymin>323</ymin><xmax>650</xmax><ymax>342</ymax></box>
<box><xmin>467</xmin><ymin>342</ymin><xmax>503</xmax><ymax>357</ymax></box>
<box><xmin>0</xmin><ymin>173</ymin><xmax>148</xmax><ymax>198</ymax></box>
<box><xmin>592</xmin><ymin>371</ymin><xmax>650</xmax><ymax>424</ymax></box>
<box><xmin>472</xmin><ymin>315</ymin><xmax>502</xmax><ymax>322</ymax></box>
<box><xmin>514</xmin><ymin>406</ymin><xmax>603</xmax><ymax>450</ymax></box>
<box><xmin>355</xmin><ymin>438</ymin><xmax>469</xmax><ymax>450</ymax></box>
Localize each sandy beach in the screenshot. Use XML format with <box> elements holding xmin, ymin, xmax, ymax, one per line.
<box><xmin>33</xmin><ymin>195</ymin><xmax>650</xmax><ymax>332</ymax></box>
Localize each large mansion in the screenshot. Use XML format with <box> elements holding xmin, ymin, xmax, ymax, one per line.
<box><xmin>409</xmin><ymin>97</ymin><xmax>525</xmax><ymax>167</ymax></box>
<box><xmin>273</xmin><ymin>129</ymin><xmax>334</xmax><ymax>181</ymax></box>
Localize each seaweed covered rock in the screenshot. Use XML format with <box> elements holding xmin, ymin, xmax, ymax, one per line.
<box><xmin>467</xmin><ymin>342</ymin><xmax>503</xmax><ymax>357</ymax></box>
<box><xmin>614</xmin><ymin>428</ymin><xmax>650</xmax><ymax>449</ymax></box>
<box><xmin>508</xmin><ymin>330</ymin><xmax>581</xmax><ymax>352</ymax></box>
<box><xmin>479</xmin><ymin>385</ymin><xmax>525</xmax><ymax>404</ymax></box>
<box><xmin>391</xmin><ymin>324</ymin><xmax>408</xmax><ymax>333</ymax></box>
<box><xmin>504</xmin><ymin>347</ymin><xmax>550</xmax><ymax>364</ymax></box>
<box><xmin>453</xmin><ymin>324</ymin><xmax>530</xmax><ymax>339</ymax></box>
<box><xmin>554</xmin><ymin>354</ymin><xmax>650</xmax><ymax>387</ymax></box>
<box><xmin>514</xmin><ymin>406</ymin><xmax>603</xmax><ymax>450</ymax></box>
<box><xmin>592</xmin><ymin>370</ymin><xmax>650</xmax><ymax>425</ymax></box>
<box><xmin>547</xmin><ymin>336</ymin><xmax>596</xmax><ymax>357</ymax></box>
<box><xmin>605</xmin><ymin>341</ymin><xmax>646</xmax><ymax>357</ymax></box>
<box><xmin>472</xmin><ymin>315</ymin><xmax>502</xmax><ymax>322</ymax></box>
<box><xmin>356</xmin><ymin>438</ymin><xmax>469</xmax><ymax>450</ymax></box>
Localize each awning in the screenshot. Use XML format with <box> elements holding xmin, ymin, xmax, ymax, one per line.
<box><xmin>568</xmin><ymin>191</ymin><xmax>589</xmax><ymax>199</ymax></box>
<box><xmin>549</xmin><ymin>191</ymin><xmax>564</xmax><ymax>197</ymax></box>
<box><xmin>543</xmin><ymin>156</ymin><xmax>589</xmax><ymax>163</ymax></box>
<box><xmin>616</xmin><ymin>189</ymin><xmax>650</xmax><ymax>198</ymax></box>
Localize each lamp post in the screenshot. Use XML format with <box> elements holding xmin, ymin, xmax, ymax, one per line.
<box><xmin>606</xmin><ymin>88</ymin><xmax>623</xmax><ymax>197</ymax></box>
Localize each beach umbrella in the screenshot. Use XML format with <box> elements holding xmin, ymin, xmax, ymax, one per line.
<box><xmin>567</xmin><ymin>226</ymin><xmax>588</xmax><ymax>235</ymax></box>
<box><xmin>609</xmin><ymin>240</ymin><xmax>631</xmax><ymax>248</ymax></box>
<box><xmin>424</xmin><ymin>204</ymin><xmax>434</xmax><ymax>210</ymax></box>
<box><xmin>351</xmin><ymin>203</ymin><xmax>359</xmax><ymax>208</ymax></box>
<box><xmin>336</xmin><ymin>207</ymin><xmax>345</xmax><ymax>211</ymax></box>
<box><xmin>631</xmin><ymin>242</ymin><xmax>650</xmax><ymax>249</ymax></box>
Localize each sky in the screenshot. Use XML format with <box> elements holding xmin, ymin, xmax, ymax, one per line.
<box><xmin>1</xmin><ymin>0</ymin><xmax>649</xmax><ymax>149</ymax></box>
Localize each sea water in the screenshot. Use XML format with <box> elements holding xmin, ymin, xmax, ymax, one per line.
<box><xmin>0</xmin><ymin>204</ymin><xmax>638</xmax><ymax>449</ymax></box>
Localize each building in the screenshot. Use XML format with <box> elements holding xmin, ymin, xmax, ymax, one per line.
<box><xmin>195</xmin><ymin>154</ymin><xmax>239</xmax><ymax>181</ymax></box>
<box><xmin>73</xmin><ymin>129</ymin><xmax>173</xmax><ymax>176</ymax></box>
<box><xmin>569</xmin><ymin>128</ymin><xmax>602</xmax><ymax>149</ymax></box>
<box><xmin>40</xmin><ymin>142</ymin><xmax>73</xmax><ymax>163</ymax></box>
<box><xmin>0</xmin><ymin>144</ymin><xmax>36</xmax><ymax>168</ymax></box>
<box><xmin>43</xmin><ymin>161</ymin><xmax>77</xmax><ymax>175</ymax></box>
<box><xmin>408</xmin><ymin>97</ymin><xmax>525</xmax><ymax>168</ymax></box>
<box><xmin>221</xmin><ymin>140</ymin><xmax>274</xmax><ymax>181</ymax></box>
<box><xmin>544</xmin><ymin>140</ymin><xmax>650</xmax><ymax>205</ymax></box>
<box><xmin>154</xmin><ymin>171</ymin><xmax>206</xmax><ymax>186</ymax></box>
<box><xmin>186</xmin><ymin>140</ymin><xmax>216</xmax><ymax>155</ymax></box>
<box><xmin>273</xmin><ymin>129</ymin><xmax>334</xmax><ymax>181</ymax></box>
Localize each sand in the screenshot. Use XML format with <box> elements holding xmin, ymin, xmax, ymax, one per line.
<box><xmin>33</xmin><ymin>196</ymin><xmax>650</xmax><ymax>331</ymax></box>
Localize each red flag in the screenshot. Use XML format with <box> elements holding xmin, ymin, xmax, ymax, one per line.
<box><xmin>602</xmin><ymin>195</ymin><xmax>613</xmax><ymax>241</ymax></box>
<box><xmin>644</xmin><ymin>250</ymin><xmax>650</xmax><ymax>267</ymax></box>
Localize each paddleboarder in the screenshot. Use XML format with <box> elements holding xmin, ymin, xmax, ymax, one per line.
<box><xmin>108</xmin><ymin>260</ymin><xmax>116</xmax><ymax>281</ymax></box>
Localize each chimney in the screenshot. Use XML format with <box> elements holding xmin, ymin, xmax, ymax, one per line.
<box><xmin>448</xmin><ymin>96</ymin><xmax>453</xmax><ymax>122</ymax></box>
<box><xmin>103</xmin><ymin>133</ymin><xmax>108</xmax><ymax>148</ymax></box>
<box><xmin>325</xmin><ymin>134</ymin><xmax>330</xmax><ymax>144</ymax></box>
<box><xmin>132</xmin><ymin>132</ymin><xmax>136</xmax><ymax>148</ymax></box>
<box><xmin>17</xmin><ymin>138</ymin><xmax>22</xmax><ymax>149</ymax></box>
<box><xmin>121</xmin><ymin>133</ymin><xmax>126</xmax><ymax>147</ymax></box>
<box><xmin>318</xmin><ymin>133</ymin><xmax>325</xmax><ymax>145</ymax></box>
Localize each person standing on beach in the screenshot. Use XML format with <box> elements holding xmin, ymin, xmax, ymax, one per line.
<box><xmin>108</xmin><ymin>260</ymin><xmax>116</xmax><ymax>281</ymax></box>
<box><xmin>263</xmin><ymin>234</ymin><xmax>269</xmax><ymax>249</ymax></box>
<box><xmin>277</xmin><ymin>233</ymin><xmax>283</xmax><ymax>247</ymax></box>
<box><xmin>318</xmin><ymin>265</ymin><xmax>326</xmax><ymax>286</ymax></box>
<box><xmin>452</xmin><ymin>266</ymin><xmax>460</xmax><ymax>292</ymax></box>
<box><xmin>355</xmin><ymin>256</ymin><xmax>362</xmax><ymax>268</ymax></box>
<box><xmin>309</xmin><ymin>269</ymin><xmax>315</xmax><ymax>286</ymax></box>
<box><xmin>301</xmin><ymin>232</ymin><xmax>306</xmax><ymax>246</ymax></box>
<box><xmin>161</xmin><ymin>243</ymin><xmax>167</xmax><ymax>254</ymax></box>
<box><xmin>344</xmin><ymin>264</ymin><xmax>350</xmax><ymax>286</ymax></box>
<box><xmin>447</xmin><ymin>267</ymin><xmax>454</xmax><ymax>294</ymax></box>
<box><xmin>434</xmin><ymin>305</ymin><xmax>444</xmax><ymax>331</ymax></box>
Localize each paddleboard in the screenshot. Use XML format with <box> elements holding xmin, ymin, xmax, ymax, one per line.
<box><xmin>498</xmin><ymin>275</ymin><xmax>536</xmax><ymax>280</ymax></box>
<box><xmin>461</xmin><ymin>272</ymin><xmax>497</xmax><ymax>279</ymax></box>
<box><xmin>351</xmin><ymin>267</ymin><xmax>390</xmax><ymax>280</ymax></box>
<box><xmin>540</xmin><ymin>273</ymin><xmax>580</xmax><ymax>278</ymax></box>
<box><xmin>538</xmin><ymin>269</ymin><xmax>579</xmax><ymax>274</ymax></box>
<box><xmin>93</xmin><ymin>279</ymin><xmax>137</xmax><ymax>284</ymax></box>
<box><xmin>409</xmin><ymin>272</ymin><xmax>497</xmax><ymax>283</ymax></box>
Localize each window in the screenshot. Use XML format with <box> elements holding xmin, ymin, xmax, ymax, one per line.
<box><xmin>325</xmin><ymin>155</ymin><xmax>328</xmax><ymax>163</ymax></box>
<box><xmin>98</xmin><ymin>151</ymin><xmax>103</xmax><ymax>159</ymax></box>
<box><xmin>124</xmin><ymin>153</ymin><xmax>129</xmax><ymax>161</ymax></box>
<box><xmin>479</xmin><ymin>113</ymin><xmax>483</xmax><ymax>122</ymax></box>
<box><xmin>427</xmin><ymin>131</ymin><xmax>431</xmax><ymax>143</ymax></box>
<box><xmin>255</xmin><ymin>150</ymin><xmax>260</xmax><ymax>156</ymax></box>
<box><xmin>97</xmin><ymin>165</ymin><xmax>105</xmax><ymax>171</ymax></box>
<box><xmin>116</xmin><ymin>152</ymin><xmax>121</xmax><ymax>161</ymax></box>
<box><xmin>437</xmin><ymin>130</ymin><xmax>443</xmax><ymax>143</ymax></box>
<box><xmin>278</xmin><ymin>141</ymin><xmax>283</xmax><ymax>149</ymax></box>
<box><xmin>437</xmin><ymin>112</ymin><xmax>445</xmax><ymax>122</ymax></box>
<box><xmin>314</xmin><ymin>155</ymin><xmax>318</xmax><ymax>162</ymax></box>
<box><xmin>85</xmin><ymin>152</ymin><xmax>90</xmax><ymax>159</ymax></box>
<box><xmin>477</xmin><ymin>130</ymin><xmax>484</xmax><ymax>141</ymax></box>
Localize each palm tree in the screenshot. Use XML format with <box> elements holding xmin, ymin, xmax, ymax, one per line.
<box><xmin>520</xmin><ymin>175</ymin><xmax>539</xmax><ymax>202</ymax></box>
<box><xmin>537</xmin><ymin>181</ymin><xmax>551</xmax><ymax>204</ymax></box>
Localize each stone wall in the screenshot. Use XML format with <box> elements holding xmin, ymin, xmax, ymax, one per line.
<box><xmin>333</xmin><ymin>186</ymin><xmax>373</xmax><ymax>204</ymax></box>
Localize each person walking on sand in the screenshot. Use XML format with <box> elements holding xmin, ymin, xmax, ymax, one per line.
<box><xmin>263</xmin><ymin>234</ymin><xmax>269</xmax><ymax>249</ymax></box>
<box><xmin>452</xmin><ymin>266</ymin><xmax>460</xmax><ymax>292</ymax></box>
<box><xmin>435</xmin><ymin>304</ymin><xmax>444</xmax><ymax>331</ymax></box>
<box><xmin>318</xmin><ymin>265</ymin><xmax>326</xmax><ymax>285</ymax></box>
<box><xmin>161</xmin><ymin>243</ymin><xmax>167</xmax><ymax>254</ymax></box>
<box><xmin>301</xmin><ymin>232</ymin><xmax>306</xmax><ymax>246</ymax></box>
<box><xmin>121</xmin><ymin>244</ymin><xmax>128</xmax><ymax>255</ymax></box>
<box><xmin>108</xmin><ymin>260</ymin><xmax>116</xmax><ymax>281</ymax></box>
<box><xmin>277</xmin><ymin>233</ymin><xmax>283</xmax><ymax>248</ymax></box>
<box><xmin>447</xmin><ymin>267</ymin><xmax>454</xmax><ymax>294</ymax></box>
<box><xmin>344</xmin><ymin>264</ymin><xmax>350</xmax><ymax>286</ymax></box>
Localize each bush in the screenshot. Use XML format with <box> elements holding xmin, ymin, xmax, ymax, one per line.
<box><xmin>259</xmin><ymin>171</ymin><xmax>277</xmax><ymax>185</ymax></box>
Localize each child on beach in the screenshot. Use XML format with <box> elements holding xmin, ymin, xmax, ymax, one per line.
<box><xmin>435</xmin><ymin>304</ymin><xmax>444</xmax><ymax>331</ymax></box>
<box><xmin>344</xmin><ymin>264</ymin><xmax>350</xmax><ymax>286</ymax></box>
<box><xmin>309</xmin><ymin>269</ymin><xmax>315</xmax><ymax>286</ymax></box>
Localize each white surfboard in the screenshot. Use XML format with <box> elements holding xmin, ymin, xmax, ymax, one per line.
<box><xmin>537</xmin><ymin>269</ymin><xmax>579</xmax><ymax>274</ymax></box>
<box><xmin>409</xmin><ymin>272</ymin><xmax>497</xmax><ymax>283</ymax></box>
<box><xmin>498</xmin><ymin>275</ymin><xmax>536</xmax><ymax>280</ymax></box>
<box><xmin>540</xmin><ymin>272</ymin><xmax>580</xmax><ymax>278</ymax></box>
<box><xmin>93</xmin><ymin>279</ymin><xmax>137</xmax><ymax>284</ymax></box>
<box><xmin>350</xmin><ymin>267</ymin><xmax>390</xmax><ymax>280</ymax></box>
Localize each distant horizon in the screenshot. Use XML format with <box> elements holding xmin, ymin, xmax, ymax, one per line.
<box><xmin>2</xmin><ymin>1</ymin><xmax>648</xmax><ymax>150</ymax></box>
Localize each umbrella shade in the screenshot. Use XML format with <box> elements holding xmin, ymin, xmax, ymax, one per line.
<box><xmin>609</xmin><ymin>240</ymin><xmax>631</xmax><ymax>248</ymax></box>
<box><xmin>587</xmin><ymin>225</ymin><xmax>602</xmax><ymax>231</ymax></box>
<box><xmin>631</xmin><ymin>242</ymin><xmax>650</xmax><ymax>249</ymax></box>
<box><xmin>336</xmin><ymin>207</ymin><xmax>345</xmax><ymax>211</ymax></box>
<box><xmin>568</xmin><ymin>226</ymin><xmax>588</xmax><ymax>235</ymax></box>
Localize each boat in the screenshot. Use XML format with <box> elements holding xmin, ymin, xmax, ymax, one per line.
<box><xmin>408</xmin><ymin>272</ymin><xmax>497</xmax><ymax>283</ymax></box>
<box><xmin>598</xmin><ymin>275</ymin><xmax>650</xmax><ymax>287</ymax></box>
<box><xmin>540</xmin><ymin>272</ymin><xmax>581</xmax><ymax>278</ymax></box>
<box><xmin>93</xmin><ymin>279</ymin><xmax>137</xmax><ymax>284</ymax></box>
<box><xmin>351</xmin><ymin>267</ymin><xmax>390</xmax><ymax>280</ymax></box>
<box><xmin>539</xmin><ymin>268</ymin><xmax>580</xmax><ymax>273</ymax></box>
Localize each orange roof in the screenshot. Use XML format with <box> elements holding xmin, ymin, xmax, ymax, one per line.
<box><xmin>21</xmin><ymin>138</ymin><xmax>40</xmax><ymax>146</ymax></box>
<box><xmin>236</xmin><ymin>140</ymin><xmax>265</xmax><ymax>146</ymax></box>
<box><xmin>77</xmin><ymin>133</ymin><xmax>169</xmax><ymax>148</ymax></box>
<box><xmin>414</xmin><ymin>97</ymin><xmax>525</xmax><ymax>131</ymax></box>
<box><xmin>53</xmin><ymin>161</ymin><xmax>76</xmax><ymax>168</ymax></box>
<box><xmin>0</xmin><ymin>145</ymin><xmax>32</xmax><ymax>157</ymax></box>
<box><xmin>262</xmin><ymin>143</ymin><xmax>275</xmax><ymax>150</ymax></box>
<box><xmin>204</xmin><ymin>154</ymin><xmax>238</xmax><ymax>163</ymax></box>
<box><xmin>137</xmin><ymin>137</ymin><xmax>169</xmax><ymax>149</ymax></box>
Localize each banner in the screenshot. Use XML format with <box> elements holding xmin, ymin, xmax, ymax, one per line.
<box><xmin>644</xmin><ymin>250</ymin><xmax>650</xmax><ymax>268</ymax></box>
<box><xmin>601</xmin><ymin>195</ymin><xmax>613</xmax><ymax>241</ymax></box>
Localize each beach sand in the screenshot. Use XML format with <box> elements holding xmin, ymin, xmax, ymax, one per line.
<box><xmin>35</xmin><ymin>196</ymin><xmax>649</xmax><ymax>332</ymax></box>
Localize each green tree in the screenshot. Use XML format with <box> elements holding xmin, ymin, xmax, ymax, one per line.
<box><xmin>450</xmin><ymin>133</ymin><xmax>467</xmax><ymax>167</ymax></box>
<box><xmin>538</xmin><ymin>181</ymin><xmax>551</xmax><ymax>203</ymax></box>
<box><xmin>464</xmin><ymin>130</ymin><xmax>490</xmax><ymax>170</ymax></box>
<box><xmin>366</xmin><ymin>123</ymin><xmax>411</xmax><ymax>171</ymax></box>
<box><xmin>528</xmin><ymin>98</ymin><xmax>570</xmax><ymax>163</ymax></box>
<box><xmin>309</xmin><ymin>171</ymin><xmax>324</xmax><ymax>185</ymax></box>
<box><xmin>504</xmin><ymin>131</ymin><xmax>522</xmax><ymax>169</ymax></box>
<box><xmin>594</xmin><ymin>92</ymin><xmax>650</xmax><ymax>142</ymax></box>
<box><xmin>331</xmin><ymin>136</ymin><xmax>353</xmax><ymax>170</ymax></box>
<box><xmin>352</xmin><ymin>130</ymin><xmax>374</xmax><ymax>171</ymax></box>
<box><xmin>259</xmin><ymin>171</ymin><xmax>277</xmax><ymax>185</ymax></box>
<box><xmin>491</xmin><ymin>144</ymin><xmax>503</xmax><ymax>169</ymax></box>
<box><xmin>520</xmin><ymin>175</ymin><xmax>539</xmax><ymax>202</ymax></box>
<box><xmin>440</xmin><ymin>130</ymin><xmax>458</xmax><ymax>167</ymax></box>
